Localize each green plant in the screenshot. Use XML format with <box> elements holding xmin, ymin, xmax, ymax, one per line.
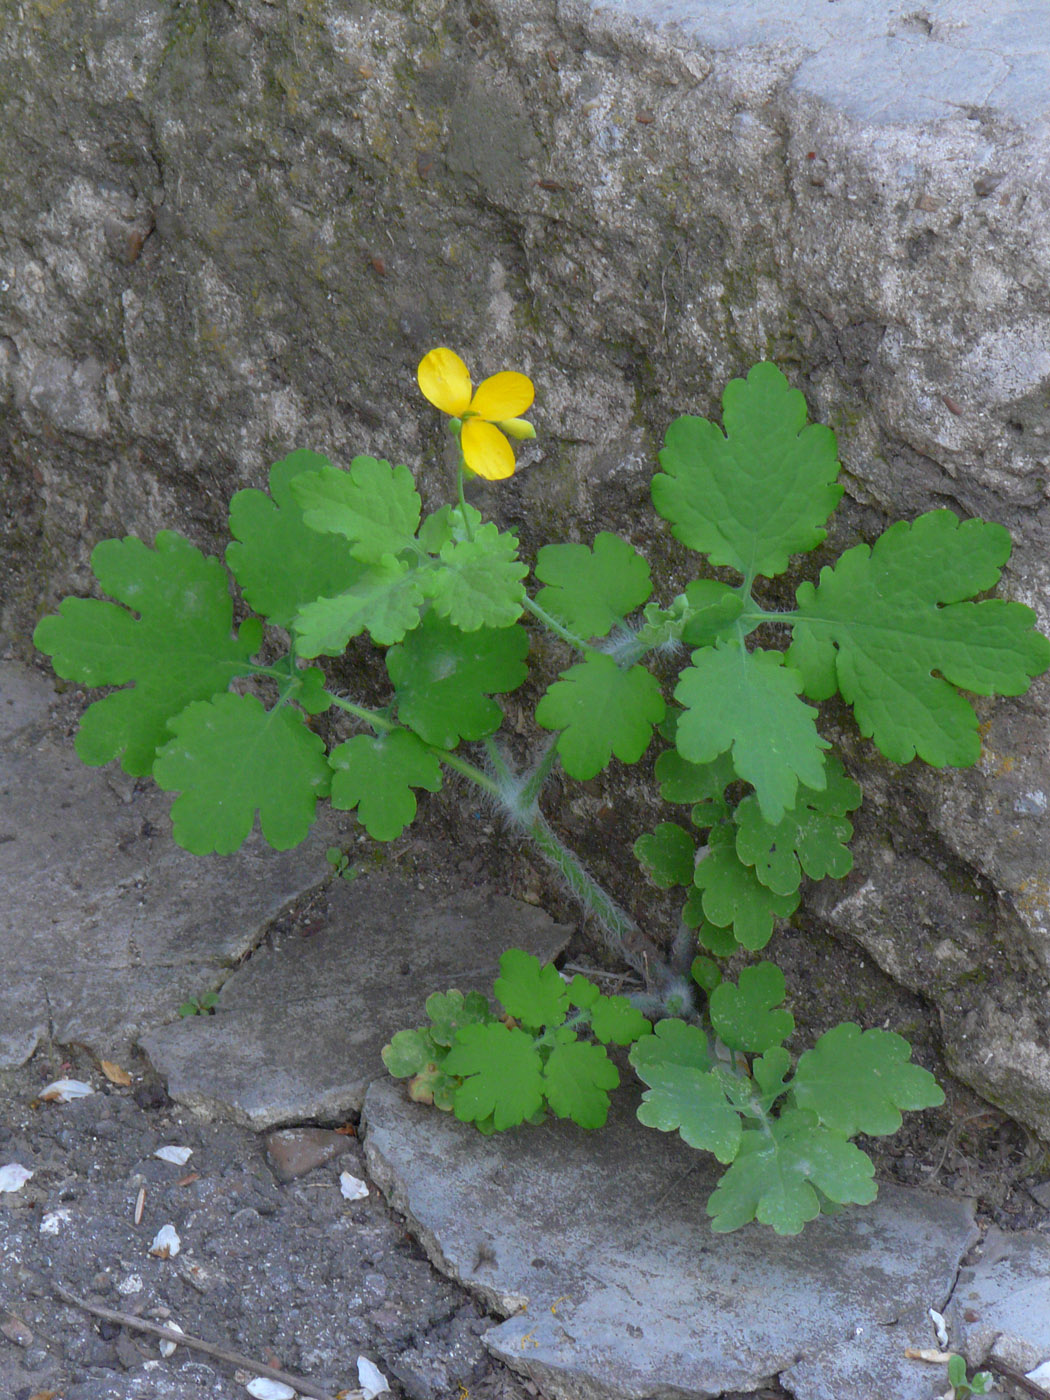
<box><xmin>177</xmin><ymin>990</ymin><xmax>219</xmax><ymax>1018</ymax></box>
<box><xmin>34</xmin><ymin>352</ymin><xmax>1050</xmax><ymax>1232</ymax></box>
<box><xmin>325</xmin><ymin>845</ymin><xmax>359</xmax><ymax>882</ymax></box>
<box><xmin>947</xmin><ymin>1353</ymin><xmax>994</xmax><ymax>1398</ymax></box>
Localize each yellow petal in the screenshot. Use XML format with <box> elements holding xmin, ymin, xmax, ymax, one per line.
<box><xmin>461</xmin><ymin>419</ymin><xmax>516</xmax><ymax>480</ymax></box>
<box><xmin>469</xmin><ymin>371</ymin><xmax>534</xmax><ymax>421</ymax></box>
<box><xmin>417</xmin><ymin>348</ymin><xmax>473</xmax><ymax>416</ymax></box>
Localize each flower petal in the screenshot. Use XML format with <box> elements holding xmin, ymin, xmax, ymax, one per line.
<box><xmin>461</xmin><ymin>419</ymin><xmax>516</xmax><ymax>480</ymax></box>
<box><xmin>417</xmin><ymin>348</ymin><xmax>473</xmax><ymax>416</ymax></box>
<box><xmin>469</xmin><ymin>371</ymin><xmax>534</xmax><ymax>421</ymax></box>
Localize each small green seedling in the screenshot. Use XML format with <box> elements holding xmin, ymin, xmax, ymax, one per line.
<box><xmin>947</xmin><ymin>1353</ymin><xmax>994</xmax><ymax>1397</ymax></box>
<box><xmin>325</xmin><ymin>845</ymin><xmax>359</xmax><ymax>882</ymax></box>
<box><xmin>177</xmin><ymin>990</ymin><xmax>220</xmax><ymax>1018</ymax></box>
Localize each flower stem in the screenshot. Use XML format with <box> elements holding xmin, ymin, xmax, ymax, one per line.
<box><xmin>456</xmin><ymin>463</ymin><xmax>475</xmax><ymax>541</ymax></box>
<box><xmin>521</xmin><ymin>594</ymin><xmax>594</xmax><ymax>654</ymax></box>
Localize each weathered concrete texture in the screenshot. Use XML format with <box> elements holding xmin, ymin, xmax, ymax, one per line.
<box><xmin>0</xmin><ymin>660</ymin><xmax>346</xmax><ymax>1067</ymax></box>
<box><xmin>363</xmin><ymin>1077</ymin><xmax>978</xmax><ymax>1400</ymax></box>
<box><xmin>3</xmin><ymin>0</ymin><xmax>1050</xmax><ymax>1130</ymax></box>
<box><xmin>139</xmin><ymin>874</ymin><xmax>571</xmax><ymax>1129</ymax></box>
<box><xmin>949</xmin><ymin>1226</ymin><xmax>1050</xmax><ymax>1385</ymax></box>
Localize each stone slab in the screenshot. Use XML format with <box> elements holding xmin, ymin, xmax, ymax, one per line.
<box><xmin>362</xmin><ymin>1076</ymin><xmax>978</xmax><ymax>1400</ymax></box>
<box><xmin>138</xmin><ymin>874</ymin><xmax>571</xmax><ymax>1130</ymax></box>
<box><xmin>948</xmin><ymin>1226</ymin><xmax>1050</xmax><ymax>1383</ymax></box>
<box><xmin>0</xmin><ymin>667</ymin><xmax>346</xmax><ymax>1067</ymax></box>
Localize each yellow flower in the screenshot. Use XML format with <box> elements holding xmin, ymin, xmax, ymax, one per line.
<box><xmin>417</xmin><ymin>347</ymin><xmax>535</xmax><ymax>480</ymax></box>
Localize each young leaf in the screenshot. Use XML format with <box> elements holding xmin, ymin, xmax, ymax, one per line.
<box><xmin>33</xmin><ymin>532</ymin><xmax>260</xmax><ymax>776</ymax></box>
<box><xmin>791</xmin><ymin>1023</ymin><xmax>945</xmax><ymax>1137</ymax></box>
<box><xmin>226</xmin><ymin>451</ymin><xmax>366</xmax><ymax>627</ymax></box>
<box><xmin>692</xmin><ymin>824</ymin><xmax>800</xmax><ymax>949</ymax></box>
<box><xmin>634</xmin><ymin>822</ymin><xmax>695</xmax><ymax>889</ymax></box>
<box><xmin>654</xmin><ymin>749</ymin><xmax>735</xmax><ymax>821</ymax></box>
<box><xmin>535</xmin><ymin>653</ymin><xmax>665</xmax><ymax>779</ymax></box>
<box><xmin>382</xmin><ymin>1027</ymin><xmax>442</xmax><ymax>1077</ymax></box>
<box><xmin>418</xmin><ymin>502</ymin><xmax>483</xmax><ymax>553</ymax></box>
<box><xmin>424</xmin><ymin>990</ymin><xmax>494</xmax><ymax>1047</ymax></box>
<box><xmin>733</xmin><ymin>754</ymin><xmax>861</xmax><ymax>895</ymax></box>
<box><xmin>588</xmin><ymin>994</ymin><xmax>652</xmax><ymax>1046</ymax></box>
<box><xmin>652</xmin><ymin>362</ymin><xmax>843</xmax><ymax>579</ymax></box>
<box><xmin>328</xmin><ymin>728</ymin><xmax>443</xmax><ymax>841</ymax></box>
<box><xmin>629</xmin><ymin>1018</ymin><xmax>712</xmax><ymax>1075</ymax></box>
<box><xmin>787</xmin><ymin>511</ymin><xmax>1050</xmax><ymax>767</ymax></box>
<box><xmin>706</xmin><ymin>1109</ymin><xmax>877</xmax><ymax>1235</ymax></box>
<box><xmin>534</xmin><ymin>532</ymin><xmax>652</xmax><ymax>638</ymax></box>
<box><xmin>152</xmin><ymin>692</ymin><xmax>330</xmax><ymax>854</ymax></box>
<box><xmin>679</xmin><ymin>579</ymin><xmax>747</xmax><ymax>647</ymax></box>
<box><xmin>426</xmin><ymin>523</ymin><xmax>528</xmax><ymax>630</ymax></box>
<box><xmin>386</xmin><ymin>613</ymin><xmax>528</xmax><ymax>749</ymax></box>
<box><xmin>293</xmin><ymin>557</ymin><xmax>426</xmax><ymax>655</ymax></box>
<box><xmin>494</xmin><ymin>948</ymin><xmax>568</xmax><ymax>1030</ymax></box>
<box><xmin>290</xmin><ymin>456</ymin><xmax>422</xmax><ymax>563</ymax></box>
<box><xmin>634</xmin><ymin>1060</ymin><xmax>743</xmax><ymax>1162</ymax></box>
<box><xmin>443</xmin><ymin>1022</ymin><xmax>545</xmax><ymax>1130</ymax></box>
<box><xmin>543</xmin><ymin>1038</ymin><xmax>620</xmax><ymax>1128</ymax></box>
<box><xmin>674</xmin><ymin>641</ymin><xmax>828</xmax><ymax>825</ymax></box>
<box><xmin>708</xmin><ymin>962</ymin><xmax>795</xmax><ymax>1053</ymax></box>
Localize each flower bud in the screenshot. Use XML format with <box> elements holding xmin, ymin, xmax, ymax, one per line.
<box><xmin>497</xmin><ymin>417</ymin><xmax>537</xmax><ymax>441</ymax></box>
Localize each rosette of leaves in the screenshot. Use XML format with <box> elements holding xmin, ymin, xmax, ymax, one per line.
<box><xmin>382</xmin><ymin>950</ymin><xmax>652</xmax><ymax>1133</ymax></box>
<box><xmin>628</xmin><ymin>958</ymin><xmax>944</xmax><ymax>1234</ymax></box>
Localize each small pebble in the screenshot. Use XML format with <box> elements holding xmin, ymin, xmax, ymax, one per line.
<box><xmin>264</xmin><ymin>1127</ymin><xmax>350</xmax><ymax>1182</ymax></box>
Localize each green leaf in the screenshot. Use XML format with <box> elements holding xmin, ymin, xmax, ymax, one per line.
<box><xmin>948</xmin><ymin>1356</ymin><xmax>968</xmax><ymax>1390</ymax></box>
<box><xmin>418</xmin><ymin>502</ymin><xmax>483</xmax><ymax>553</ymax></box>
<box><xmin>387</xmin><ymin>613</ymin><xmax>528</xmax><ymax>749</ymax></box>
<box><xmin>444</xmin><ymin>1022</ymin><xmax>545</xmax><ymax>1130</ymax></box>
<box><xmin>690</xmin><ymin>956</ymin><xmax>722</xmax><ymax>995</ymax></box>
<box><xmin>424</xmin><ymin>989</ymin><xmax>494</xmax><ymax>1047</ymax></box>
<box><xmin>654</xmin><ymin>749</ymin><xmax>735</xmax><ymax>822</ymax></box>
<box><xmin>634</xmin><ymin>1060</ymin><xmax>743</xmax><ymax>1162</ymax></box>
<box><xmin>706</xmin><ymin>1109</ymin><xmax>877</xmax><ymax>1234</ymax></box>
<box><xmin>226</xmin><ymin>451</ymin><xmax>366</xmax><ymax>627</ymax></box>
<box><xmin>629</xmin><ymin>1018</ymin><xmax>712</xmax><ymax>1075</ymax></box>
<box><xmin>708</xmin><ymin>962</ymin><xmax>795</xmax><ymax>1053</ymax></box>
<box><xmin>291</xmin><ymin>665</ymin><xmax>333</xmax><ymax>716</ymax></box>
<box><xmin>791</xmin><ymin>1023</ymin><xmax>945</xmax><ymax>1137</ymax></box>
<box><xmin>382</xmin><ymin>1027</ymin><xmax>442</xmax><ymax>1077</ymax></box>
<box><xmin>290</xmin><ymin>456</ymin><xmax>422</xmax><ymax>563</ymax></box>
<box><xmin>692</xmin><ymin>824</ymin><xmax>799</xmax><ymax>949</ymax></box>
<box><xmin>534</xmin><ymin>532</ymin><xmax>652</xmax><ymax>638</ymax></box>
<box><xmin>293</xmin><ymin>557</ymin><xmax>426</xmax><ymax>654</ymax></box>
<box><xmin>734</xmin><ymin>754</ymin><xmax>862</xmax><ymax>895</ymax></box>
<box><xmin>634</xmin><ymin>822</ymin><xmax>695</xmax><ymax>889</ymax></box>
<box><xmin>543</xmin><ymin>1038</ymin><xmax>620</xmax><ymax>1128</ymax></box>
<box><xmin>33</xmin><ymin>532</ymin><xmax>260</xmax><ymax>777</ymax></box>
<box><xmin>329</xmin><ymin>728</ymin><xmax>443</xmax><ymax>840</ymax></box>
<box><xmin>691</xmin><ymin>915</ymin><xmax>743</xmax><ymax>957</ymax></box>
<box><xmin>535</xmin><ymin>653</ymin><xmax>665</xmax><ymax>779</ymax></box>
<box><xmin>494</xmin><ymin>948</ymin><xmax>568</xmax><ymax>1030</ymax></box>
<box><xmin>680</xmin><ymin>580</ymin><xmax>747</xmax><ymax>647</ymax></box>
<box><xmin>674</xmin><ymin>641</ymin><xmax>828</xmax><ymax>824</ymax></box>
<box><xmin>426</xmin><ymin>523</ymin><xmax>528</xmax><ymax>630</ymax></box>
<box><xmin>787</xmin><ymin>511</ymin><xmax>1050</xmax><ymax>767</ymax></box>
<box><xmin>588</xmin><ymin>994</ymin><xmax>652</xmax><ymax>1046</ymax></box>
<box><xmin>652</xmin><ymin>362</ymin><xmax>843</xmax><ymax>579</ymax></box>
<box><xmin>152</xmin><ymin>691</ymin><xmax>330</xmax><ymax>854</ymax></box>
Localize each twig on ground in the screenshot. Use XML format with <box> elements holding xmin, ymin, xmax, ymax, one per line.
<box><xmin>52</xmin><ymin>1282</ymin><xmax>356</xmax><ymax>1400</ymax></box>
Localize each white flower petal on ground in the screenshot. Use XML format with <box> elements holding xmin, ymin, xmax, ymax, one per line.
<box><xmin>357</xmin><ymin>1355</ymin><xmax>390</xmax><ymax>1398</ymax></box>
<box><xmin>245</xmin><ymin>1379</ymin><xmax>297</xmax><ymax>1399</ymax></box>
<box><xmin>40</xmin><ymin>1078</ymin><xmax>94</xmax><ymax>1103</ymax></box>
<box><xmin>928</xmin><ymin>1307</ymin><xmax>948</xmax><ymax>1348</ymax></box>
<box><xmin>0</xmin><ymin>1163</ymin><xmax>33</xmax><ymax>1192</ymax></box>
<box><xmin>154</xmin><ymin>1145</ymin><xmax>193</xmax><ymax>1166</ymax></box>
<box><xmin>340</xmin><ymin>1171</ymin><xmax>369</xmax><ymax>1201</ymax></box>
<box><xmin>158</xmin><ymin>1321</ymin><xmax>184</xmax><ymax>1358</ymax></box>
<box><xmin>149</xmin><ymin>1223</ymin><xmax>181</xmax><ymax>1258</ymax></box>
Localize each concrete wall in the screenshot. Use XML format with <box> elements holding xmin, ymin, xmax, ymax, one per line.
<box><xmin>3</xmin><ymin>0</ymin><xmax>1049</xmax><ymax>1129</ymax></box>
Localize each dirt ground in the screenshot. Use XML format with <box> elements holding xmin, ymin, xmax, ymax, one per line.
<box><xmin>2</xmin><ymin>759</ymin><xmax>1049</xmax><ymax>1400</ymax></box>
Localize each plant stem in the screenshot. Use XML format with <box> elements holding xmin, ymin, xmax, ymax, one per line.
<box><xmin>456</xmin><ymin>463</ymin><xmax>475</xmax><ymax>541</ymax></box>
<box><xmin>521</xmin><ymin>594</ymin><xmax>594</xmax><ymax>654</ymax></box>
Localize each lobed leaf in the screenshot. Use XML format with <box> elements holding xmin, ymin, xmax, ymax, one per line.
<box><xmin>652</xmin><ymin>362</ymin><xmax>843</xmax><ymax>580</ymax></box>
<box><xmin>33</xmin><ymin>532</ymin><xmax>260</xmax><ymax>777</ymax></box>
<box><xmin>654</xmin><ymin>749</ymin><xmax>735</xmax><ymax>823</ymax></box>
<box><xmin>588</xmin><ymin>994</ymin><xmax>652</xmax><ymax>1046</ymax></box>
<box><xmin>791</xmin><ymin>1023</ymin><xmax>944</xmax><ymax>1137</ymax></box>
<box><xmin>629</xmin><ymin>1018</ymin><xmax>712</xmax><ymax>1075</ymax></box>
<box><xmin>382</xmin><ymin>1027</ymin><xmax>442</xmax><ymax>1078</ymax></box>
<box><xmin>787</xmin><ymin>511</ymin><xmax>1050</xmax><ymax>767</ymax></box>
<box><xmin>152</xmin><ymin>691</ymin><xmax>330</xmax><ymax>854</ymax></box>
<box><xmin>634</xmin><ymin>822</ymin><xmax>696</xmax><ymax>889</ymax></box>
<box><xmin>708</xmin><ymin>962</ymin><xmax>794</xmax><ymax>1053</ymax></box>
<box><xmin>444</xmin><ymin>1022</ymin><xmax>545</xmax><ymax>1130</ymax></box>
<box><xmin>424</xmin><ymin>989</ymin><xmax>494</xmax><ymax>1047</ymax></box>
<box><xmin>494</xmin><ymin>948</ymin><xmax>568</xmax><ymax>1030</ymax></box>
<box><xmin>534</xmin><ymin>532</ymin><xmax>652</xmax><ymax>639</ymax></box>
<box><xmin>692</xmin><ymin>824</ymin><xmax>800</xmax><ymax>949</ymax></box>
<box><xmin>543</xmin><ymin>1038</ymin><xmax>620</xmax><ymax>1128</ymax></box>
<box><xmin>387</xmin><ymin>613</ymin><xmax>528</xmax><ymax>749</ymax></box>
<box><xmin>674</xmin><ymin>641</ymin><xmax>828</xmax><ymax>825</ymax></box>
<box><xmin>536</xmin><ymin>653</ymin><xmax>665</xmax><ymax>779</ymax></box>
<box><xmin>290</xmin><ymin>456</ymin><xmax>422</xmax><ymax>563</ymax></box>
<box><xmin>226</xmin><ymin>451</ymin><xmax>366</xmax><ymax>627</ymax></box>
<box><xmin>634</xmin><ymin>1061</ymin><xmax>743</xmax><ymax>1162</ymax></box>
<box><xmin>679</xmin><ymin>579</ymin><xmax>747</xmax><ymax>647</ymax></box>
<box><xmin>328</xmin><ymin>728</ymin><xmax>443</xmax><ymax>841</ymax></box>
<box><xmin>426</xmin><ymin>523</ymin><xmax>528</xmax><ymax>630</ymax></box>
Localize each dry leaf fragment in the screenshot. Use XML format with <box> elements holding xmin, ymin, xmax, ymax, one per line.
<box><xmin>158</xmin><ymin>1321</ymin><xmax>184</xmax><ymax>1358</ymax></box>
<box><xmin>0</xmin><ymin>1163</ymin><xmax>33</xmax><ymax>1192</ymax></box>
<box><xmin>340</xmin><ymin>1171</ymin><xmax>369</xmax><ymax>1201</ymax></box>
<box><xmin>928</xmin><ymin>1307</ymin><xmax>949</xmax><ymax>1347</ymax></box>
<box><xmin>154</xmin><ymin>1145</ymin><xmax>193</xmax><ymax>1166</ymax></box>
<box><xmin>904</xmin><ymin>1347</ymin><xmax>952</xmax><ymax>1363</ymax></box>
<box><xmin>358</xmin><ymin>1355</ymin><xmax>390</xmax><ymax>1398</ymax></box>
<box><xmin>134</xmin><ymin>1185</ymin><xmax>146</xmax><ymax>1225</ymax></box>
<box><xmin>100</xmin><ymin>1060</ymin><xmax>133</xmax><ymax>1086</ymax></box>
<box><xmin>245</xmin><ymin>1380</ymin><xmax>297</xmax><ymax>1399</ymax></box>
<box><xmin>149</xmin><ymin>1223</ymin><xmax>181</xmax><ymax>1259</ymax></box>
<box><xmin>40</xmin><ymin>1078</ymin><xmax>94</xmax><ymax>1103</ymax></box>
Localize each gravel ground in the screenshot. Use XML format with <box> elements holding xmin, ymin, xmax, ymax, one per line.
<box><xmin>0</xmin><ymin>1048</ymin><xmax>538</xmax><ymax>1400</ymax></box>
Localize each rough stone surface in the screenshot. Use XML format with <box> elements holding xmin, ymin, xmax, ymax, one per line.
<box><xmin>363</xmin><ymin>1076</ymin><xmax>979</xmax><ymax>1400</ymax></box>
<box><xmin>3</xmin><ymin>1</ymin><xmax>1050</xmax><ymax>1128</ymax></box>
<box><xmin>0</xmin><ymin>666</ymin><xmax>346</xmax><ymax>1069</ymax></box>
<box><xmin>139</xmin><ymin>874</ymin><xmax>571</xmax><ymax>1129</ymax></box>
<box><xmin>948</xmin><ymin>1226</ymin><xmax>1050</xmax><ymax>1380</ymax></box>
